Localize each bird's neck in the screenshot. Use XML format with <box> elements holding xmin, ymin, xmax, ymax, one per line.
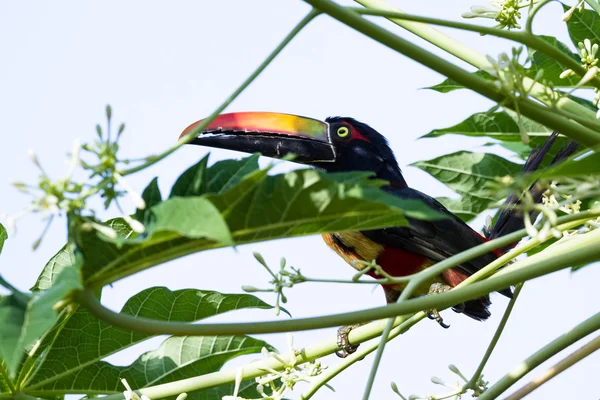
<box><xmin>374</xmin><ymin>163</ymin><xmax>408</xmax><ymax>188</ymax></box>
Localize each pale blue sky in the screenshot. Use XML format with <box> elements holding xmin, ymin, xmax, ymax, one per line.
<box><xmin>1</xmin><ymin>1</ymin><xmax>598</xmax><ymax>399</ymax></box>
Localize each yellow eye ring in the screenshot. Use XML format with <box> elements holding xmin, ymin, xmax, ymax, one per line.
<box><xmin>337</xmin><ymin>126</ymin><xmax>350</xmax><ymax>137</ymax></box>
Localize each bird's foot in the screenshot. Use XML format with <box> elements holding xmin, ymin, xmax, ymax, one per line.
<box><xmin>426</xmin><ymin>283</ymin><xmax>454</xmax><ymax>329</ymax></box>
<box><xmin>335</xmin><ymin>323</ymin><xmax>366</xmax><ymax>358</ymax></box>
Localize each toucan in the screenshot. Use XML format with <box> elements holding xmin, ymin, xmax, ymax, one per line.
<box><xmin>179</xmin><ymin>111</ymin><xmax>571</xmax><ymax>356</ymax></box>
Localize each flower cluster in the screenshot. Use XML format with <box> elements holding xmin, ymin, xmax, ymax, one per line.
<box><xmin>242</xmin><ymin>254</ymin><xmax>307</xmax><ymax>316</ymax></box>
<box><xmin>4</xmin><ymin>106</ymin><xmax>146</xmax><ymax>248</ymax></box>
<box><xmin>391</xmin><ymin>364</ymin><xmax>488</xmax><ymax>400</ymax></box>
<box><xmin>462</xmin><ymin>0</ymin><xmax>528</xmax><ymax>30</ymax></box>
<box><xmin>560</xmin><ymin>39</ymin><xmax>600</xmax><ymax>118</ymax></box>
<box><xmin>223</xmin><ymin>334</ymin><xmax>327</xmax><ymax>400</ymax></box>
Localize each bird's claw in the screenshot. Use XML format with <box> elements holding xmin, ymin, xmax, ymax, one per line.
<box><xmin>427</xmin><ymin>283</ymin><xmax>454</xmax><ymax>329</ymax></box>
<box><xmin>335</xmin><ymin>324</ymin><xmax>363</xmax><ymax>358</ymax></box>
<box><xmin>426</xmin><ymin>309</ymin><xmax>450</xmax><ymax>329</ymax></box>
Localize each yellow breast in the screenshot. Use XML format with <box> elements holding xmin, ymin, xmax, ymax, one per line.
<box><xmin>322</xmin><ymin>232</ymin><xmax>384</xmax><ymax>271</ymax></box>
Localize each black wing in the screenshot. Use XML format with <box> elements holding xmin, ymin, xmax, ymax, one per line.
<box><xmin>361</xmin><ymin>187</ymin><xmax>499</xmax><ymax>279</ymax></box>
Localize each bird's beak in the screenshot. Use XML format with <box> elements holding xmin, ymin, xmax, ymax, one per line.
<box><xmin>179</xmin><ymin>112</ymin><xmax>336</xmax><ymax>164</ymax></box>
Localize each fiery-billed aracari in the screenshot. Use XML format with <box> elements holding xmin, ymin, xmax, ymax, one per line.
<box><xmin>179</xmin><ymin>112</ymin><xmax>574</xmax><ymax>356</ymax></box>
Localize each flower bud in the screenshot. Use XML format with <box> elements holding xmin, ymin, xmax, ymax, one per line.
<box><xmin>431</xmin><ymin>376</ymin><xmax>445</xmax><ymax>385</ymax></box>
<box><xmin>559</xmin><ymin>69</ymin><xmax>574</xmax><ymax>79</ymax></box>
<box><xmin>253</xmin><ymin>252</ymin><xmax>267</xmax><ymax>267</ymax></box>
<box><xmin>106</xmin><ymin>104</ymin><xmax>112</xmax><ymax>121</ymax></box>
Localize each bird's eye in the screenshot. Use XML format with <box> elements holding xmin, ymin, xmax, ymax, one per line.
<box><xmin>337</xmin><ymin>126</ymin><xmax>350</xmax><ymax>137</ymax></box>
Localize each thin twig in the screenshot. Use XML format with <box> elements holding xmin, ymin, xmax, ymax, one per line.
<box><xmin>504</xmin><ymin>335</ymin><xmax>600</xmax><ymax>400</ymax></box>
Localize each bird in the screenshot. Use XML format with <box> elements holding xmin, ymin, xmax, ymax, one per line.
<box><xmin>179</xmin><ymin>111</ymin><xmax>569</xmax><ymax>356</ymax></box>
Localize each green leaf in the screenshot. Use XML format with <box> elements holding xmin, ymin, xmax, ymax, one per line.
<box><xmin>421</xmin><ymin>111</ymin><xmax>552</xmax><ymax>141</ymax></box>
<box><xmin>169</xmin><ymin>155</ymin><xmax>210</xmax><ymax>198</ymax></box>
<box><xmin>56</xmin><ymin>158</ymin><xmax>441</xmax><ymax>287</ymax></box>
<box><xmin>412</xmin><ymin>151</ymin><xmax>522</xmax><ymax>215</ymax></box>
<box><xmin>436</xmin><ymin>196</ymin><xmax>488</xmax><ymax>222</ymax></box>
<box><xmin>526</xmin><ymin>36</ymin><xmax>582</xmax><ymax>87</ymax></box>
<box><xmin>149</xmin><ymin>197</ymin><xmax>232</xmax><ymax>244</ymax></box>
<box><xmin>169</xmin><ymin>154</ymin><xmax>260</xmax><ymax>197</ymax></box>
<box><xmin>483</xmin><ymin>141</ymin><xmax>532</xmax><ymax>160</ymax></box>
<box><xmin>424</xmin><ymin>70</ymin><xmax>494</xmax><ymax>93</ymax></box>
<box><xmin>30</xmin><ymin>335</ymin><xmax>272</xmax><ymax>394</ymax></box>
<box><xmin>135</xmin><ymin>177</ymin><xmax>162</xmax><ymax>222</ymax></box>
<box><xmin>32</xmin><ymin>245</ymin><xmax>76</xmax><ymax>291</ymax></box>
<box><xmin>24</xmin><ymin>287</ymin><xmax>276</xmax><ymax>391</ymax></box>
<box><xmin>565</xmin><ymin>5</ymin><xmax>600</xmax><ymax>48</ymax></box>
<box><xmin>0</xmin><ymin>262</ymin><xmax>82</xmax><ymax>378</ymax></box>
<box><xmin>542</xmin><ymin>152</ymin><xmax>600</xmax><ymax>178</ymax></box>
<box><xmin>0</xmin><ymin>223</ymin><xmax>6</xmax><ymax>254</ymax></box>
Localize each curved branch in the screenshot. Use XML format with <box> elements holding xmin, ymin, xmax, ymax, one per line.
<box><xmin>75</xmin><ymin>222</ymin><xmax>600</xmax><ymax>337</ymax></box>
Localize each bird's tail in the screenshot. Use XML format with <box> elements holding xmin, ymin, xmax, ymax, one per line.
<box><xmin>485</xmin><ymin>134</ymin><xmax>579</xmax><ymax>248</ymax></box>
<box><xmin>478</xmin><ymin>134</ymin><xmax>578</xmax><ymax>300</ymax></box>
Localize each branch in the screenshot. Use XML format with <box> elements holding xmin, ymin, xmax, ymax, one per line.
<box><xmin>350</xmin><ymin>7</ymin><xmax>600</xmax><ymax>89</ymax></box>
<box><xmin>478</xmin><ymin>312</ymin><xmax>600</xmax><ymax>399</ymax></box>
<box><xmin>351</xmin><ymin>0</ymin><xmax>599</xmax><ymax>128</ymax></box>
<box><xmin>75</xmin><ymin>216</ymin><xmax>600</xmax><ymax>336</ymax></box>
<box><xmin>303</xmin><ymin>0</ymin><xmax>600</xmax><ymax>146</ymax></box>
<box><xmin>504</xmin><ymin>335</ymin><xmax>600</xmax><ymax>400</ymax></box>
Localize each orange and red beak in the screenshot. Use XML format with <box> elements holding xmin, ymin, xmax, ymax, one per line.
<box><xmin>179</xmin><ymin>112</ymin><xmax>336</xmax><ymax>164</ymax></box>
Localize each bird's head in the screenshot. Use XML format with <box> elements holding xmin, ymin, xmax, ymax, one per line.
<box><xmin>179</xmin><ymin>112</ymin><xmax>406</xmax><ymax>186</ymax></box>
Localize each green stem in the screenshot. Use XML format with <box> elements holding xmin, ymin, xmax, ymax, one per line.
<box><xmin>584</xmin><ymin>0</ymin><xmax>600</xmax><ymax>15</ymax></box>
<box><xmin>478</xmin><ymin>311</ymin><xmax>600</xmax><ymax>400</ymax></box>
<box><xmin>351</xmin><ymin>7</ymin><xmax>600</xmax><ymax>89</ymax></box>
<box><xmin>467</xmin><ymin>283</ymin><xmax>524</xmax><ymax>390</ymax></box>
<box><xmin>118</xmin><ymin>9</ymin><xmax>320</xmax><ymax>176</ymax></box>
<box><xmin>304</xmin><ymin>0</ymin><xmax>600</xmax><ymax>146</ymax></box>
<box><xmin>75</xmin><ymin>223</ymin><xmax>600</xmax><ymax>336</ymax></box>
<box><xmin>352</xmin><ymin>0</ymin><xmax>599</xmax><ymax>125</ymax></box>
<box><xmin>526</xmin><ymin>0</ymin><xmax>554</xmax><ymax>33</ymax></box>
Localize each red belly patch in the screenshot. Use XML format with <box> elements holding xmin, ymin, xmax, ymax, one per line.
<box><xmin>370</xmin><ymin>247</ymin><xmax>429</xmax><ymax>281</ymax></box>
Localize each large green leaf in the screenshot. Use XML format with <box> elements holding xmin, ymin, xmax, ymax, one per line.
<box><xmin>0</xmin><ymin>263</ymin><xmax>82</xmax><ymax>379</ymax></box>
<box><xmin>36</xmin><ymin>157</ymin><xmax>442</xmax><ymax>289</ymax></box>
<box><xmin>565</xmin><ymin>5</ymin><xmax>600</xmax><ymax>47</ymax></box>
<box><xmin>28</xmin><ymin>335</ymin><xmax>272</xmax><ymax>395</ymax></box>
<box><xmin>412</xmin><ymin>151</ymin><xmax>522</xmax><ymax>216</ymax></box>
<box><xmin>24</xmin><ymin>287</ymin><xmax>275</xmax><ymax>391</ymax></box>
